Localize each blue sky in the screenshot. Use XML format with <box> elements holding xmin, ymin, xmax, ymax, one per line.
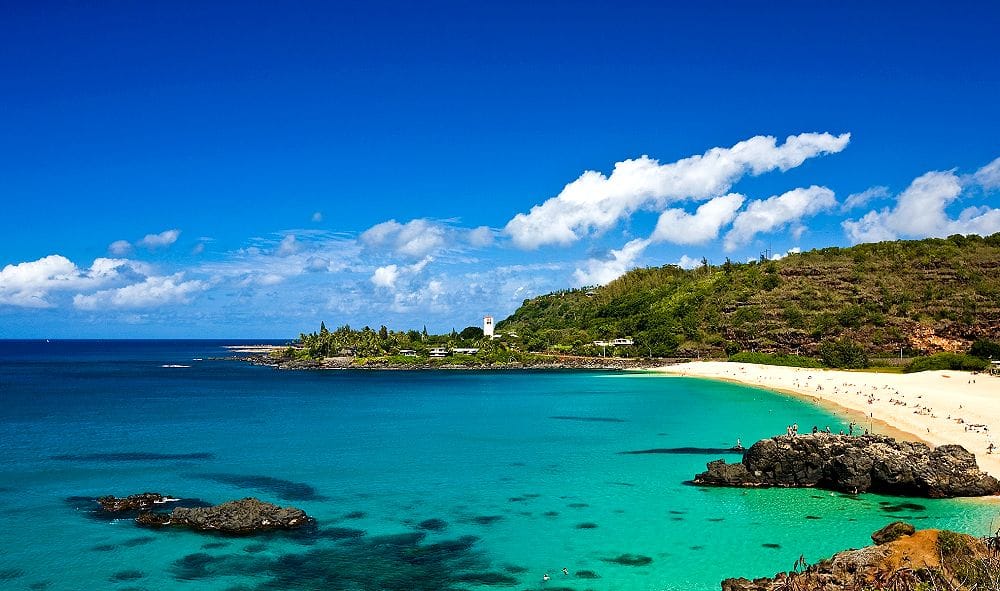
<box><xmin>2</xmin><ymin>1</ymin><xmax>999</xmax><ymax>338</ymax></box>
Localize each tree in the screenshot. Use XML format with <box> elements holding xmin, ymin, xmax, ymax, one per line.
<box><xmin>459</xmin><ymin>326</ymin><xmax>484</xmax><ymax>340</ymax></box>
<box><xmin>970</xmin><ymin>339</ymin><xmax>1000</xmax><ymax>361</ymax></box>
<box><xmin>819</xmin><ymin>339</ymin><xmax>869</xmax><ymax>369</ymax></box>
<box><xmin>379</xmin><ymin>325</ymin><xmax>389</xmax><ymax>341</ymax></box>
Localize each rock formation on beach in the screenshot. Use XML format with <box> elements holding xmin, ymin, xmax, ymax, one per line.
<box><xmin>722</xmin><ymin>524</ymin><xmax>1000</xmax><ymax>591</ymax></box>
<box><xmin>136</xmin><ymin>497</ymin><xmax>312</xmax><ymax>534</ymax></box>
<box><xmin>693</xmin><ymin>433</ymin><xmax>1000</xmax><ymax>497</ymax></box>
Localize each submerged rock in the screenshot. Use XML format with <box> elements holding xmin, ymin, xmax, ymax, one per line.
<box><xmin>136</xmin><ymin>497</ymin><xmax>312</xmax><ymax>534</ymax></box>
<box><xmin>693</xmin><ymin>433</ymin><xmax>1000</xmax><ymax>498</ymax></box>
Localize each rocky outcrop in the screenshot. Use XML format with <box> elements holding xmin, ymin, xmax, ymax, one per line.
<box><xmin>136</xmin><ymin>497</ymin><xmax>312</xmax><ymax>534</ymax></box>
<box><xmin>871</xmin><ymin>521</ymin><xmax>915</xmax><ymax>545</ymax></box>
<box><xmin>721</xmin><ymin>528</ymin><xmax>998</xmax><ymax>591</ymax></box>
<box><xmin>97</xmin><ymin>492</ymin><xmax>174</xmax><ymax>512</ymax></box>
<box><xmin>693</xmin><ymin>433</ymin><xmax>1000</xmax><ymax>498</ymax></box>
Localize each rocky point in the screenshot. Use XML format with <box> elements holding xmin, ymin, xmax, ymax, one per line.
<box><xmin>693</xmin><ymin>433</ymin><xmax>1000</xmax><ymax>497</ymax></box>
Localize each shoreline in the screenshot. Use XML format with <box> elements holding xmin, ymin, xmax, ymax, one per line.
<box><xmin>653</xmin><ymin>361</ymin><xmax>1000</xmax><ymax>480</ymax></box>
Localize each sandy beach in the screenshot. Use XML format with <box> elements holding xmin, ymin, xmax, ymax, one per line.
<box><xmin>655</xmin><ymin>361</ymin><xmax>1000</xmax><ymax>478</ymax></box>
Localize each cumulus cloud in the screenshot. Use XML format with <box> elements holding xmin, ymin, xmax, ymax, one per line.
<box><xmin>841</xmin><ymin>186</ymin><xmax>889</xmax><ymax>212</ymax></box>
<box><xmin>769</xmin><ymin>247</ymin><xmax>802</xmax><ymax>260</ymax></box>
<box><xmin>843</xmin><ymin>161</ymin><xmax>1000</xmax><ymax>244</ymax></box>
<box><xmin>370</xmin><ymin>256</ymin><xmax>434</xmax><ymax>290</ymax></box>
<box><xmin>276</xmin><ymin>234</ymin><xmax>299</xmax><ymax>257</ymax></box>
<box><xmin>572</xmin><ymin>238</ymin><xmax>649</xmax><ymax>286</ymax></box>
<box><xmin>371</xmin><ymin>264</ymin><xmax>399</xmax><ymax>288</ymax></box>
<box><xmin>73</xmin><ymin>273</ymin><xmax>206</xmax><ymax>310</ymax></box>
<box><xmin>138</xmin><ymin>229</ymin><xmax>180</xmax><ymax>249</ymax></box>
<box><xmin>675</xmin><ymin>255</ymin><xmax>701</xmax><ymax>270</ymax></box>
<box><xmin>723</xmin><ymin>186</ymin><xmax>837</xmax><ymax>251</ymax></box>
<box><xmin>311</xmin><ymin>211</ymin><xmax>323</xmax><ymax>222</ymax></box>
<box><xmin>108</xmin><ymin>240</ymin><xmax>133</xmax><ymax>255</ymax></box>
<box><xmin>974</xmin><ymin>156</ymin><xmax>1000</xmax><ymax>190</ymax></box>
<box><xmin>467</xmin><ymin>225</ymin><xmax>495</xmax><ymax>247</ymax></box>
<box><xmin>0</xmin><ymin>255</ymin><xmax>151</xmax><ymax>308</ymax></box>
<box><xmin>504</xmin><ymin>132</ymin><xmax>850</xmax><ymax>249</ymax></box>
<box><xmin>651</xmin><ymin>193</ymin><xmax>745</xmax><ymax>244</ymax></box>
<box><xmin>361</xmin><ymin>219</ymin><xmax>446</xmax><ymax>258</ymax></box>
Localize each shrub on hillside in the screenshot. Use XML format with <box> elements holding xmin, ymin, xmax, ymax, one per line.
<box><xmin>819</xmin><ymin>339</ymin><xmax>870</xmax><ymax>369</ymax></box>
<box><xmin>904</xmin><ymin>353</ymin><xmax>989</xmax><ymax>373</ymax></box>
<box><xmin>970</xmin><ymin>339</ymin><xmax>1000</xmax><ymax>361</ymax></box>
<box><xmin>728</xmin><ymin>352</ymin><xmax>824</xmax><ymax>368</ymax></box>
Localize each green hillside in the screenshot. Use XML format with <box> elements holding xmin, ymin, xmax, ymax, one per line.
<box><xmin>497</xmin><ymin>233</ymin><xmax>1000</xmax><ymax>359</ymax></box>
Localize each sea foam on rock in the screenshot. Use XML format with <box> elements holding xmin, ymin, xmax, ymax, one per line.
<box><xmin>693</xmin><ymin>433</ymin><xmax>1000</xmax><ymax>498</ymax></box>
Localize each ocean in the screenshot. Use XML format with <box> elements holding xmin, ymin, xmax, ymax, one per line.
<box><xmin>0</xmin><ymin>340</ymin><xmax>994</xmax><ymax>591</ymax></box>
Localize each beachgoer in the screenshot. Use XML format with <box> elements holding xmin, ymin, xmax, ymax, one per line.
<box><xmin>824</xmin><ymin>426</ymin><xmax>831</xmax><ymax>433</ymax></box>
<box><xmin>811</xmin><ymin>425</ymin><xmax>818</xmax><ymax>434</ymax></box>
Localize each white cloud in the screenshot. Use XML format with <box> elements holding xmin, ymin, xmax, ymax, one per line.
<box><xmin>276</xmin><ymin>234</ymin><xmax>299</xmax><ymax>257</ymax></box>
<box><xmin>651</xmin><ymin>193</ymin><xmax>745</xmax><ymax>244</ymax></box>
<box><xmin>108</xmin><ymin>240</ymin><xmax>133</xmax><ymax>255</ymax></box>
<box><xmin>371</xmin><ymin>264</ymin><xmax>400</xmax><ymax>289</ymax></box>
<box><xmin>467</xmin><ymin>225</ymin><xmax>494</xmax><ymax>247</ymax></box>
<box><xmin>504</xmin><ymin>132</ymin><xmax>850</xmax><ymax>249</ymax></box>
<box><xmin>191</xmin><ymin>242</ymin><xmax>205</xmax><ymax>255</ymax></box>
<box><xmin>572</xmin><ymin>238</ymin><xmax>649</xmax><ymax>286</ymax></box>
<box><xmin>138</xmin><ymin>229</ymin><xmax>181</xmax><ymax>249</ymax></box>
<box><xmin>843</xmin><ymin>164</ymin><xmax>1000</xmax><ymax>244</ymax></box>
<box><xmin>676</xmin><ymin>255</ymin><xmax>701</xmax><ymax>270</ymax></box>
<box><xmin>842</xmin><ymin>186</ymin><xmax>889</xmax><ymax>212</ymax></box>
<box><xmin>0</xmin><ymin>255</ymin><xmax>152</xmax><ymax>308</ymax></box>
<box><xmin>361</xmin><ymin>219</ymin><xmax>446</xmax><ymax>258</ymax></box>
<box><xmin>770</xmin><ymin>247</ymin><xmax>802</xmax><ymax>260</ymax></box>
<box><xmin>974</xmin><ymin>156</ymin><xmax>1000</xmax><ymax>190</ymax></box>
<box><xmin>312</xmin><ymin>211</ymin><xmax>323</xmax><ymax>222</ymax></box>
<box><xmin>370</xmin><ymin>256</ymin><xmax>434</xmax><ymax>290</ymax></box>
<box><xmin>724</xmin><ymin>185</ymin><xmax>836</xmax><ymax>251</ymax></box>
<box><xmin>73</xmin><ymin>273</ymin><xmax>206</xmax><ymax>310</ymax></box>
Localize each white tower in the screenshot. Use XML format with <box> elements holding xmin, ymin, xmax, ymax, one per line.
<box><xmin>483</xmin><ymin>315</ymin><xmax>494</xmax><ymax>338</ymax></box>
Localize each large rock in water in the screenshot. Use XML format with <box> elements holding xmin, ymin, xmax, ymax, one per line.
<box><xmin>97</xmin><ymin>492</ymin><xmax>174</xmax><ymax>512</ymax></box>
<box><xmin>693</xmin><ymin>434</ymin><xmax>999</xmax><ymax>497</ymax></box>
<box><xmin>136</xmin><ymin>497</ymin><xmax>312</xmax><ymax>534</ymax></box>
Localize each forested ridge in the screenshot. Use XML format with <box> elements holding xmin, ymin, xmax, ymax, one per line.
<box><xmin>497</xmin><ymin>234</ymin><xmax>1000</xmax><ymax>358</ymax></box>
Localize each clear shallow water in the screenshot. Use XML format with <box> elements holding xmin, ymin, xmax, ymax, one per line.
<box><xmin>0</xmin><ymin>340</ymin><xmax>995</xmax><ymax>591</ymax></box>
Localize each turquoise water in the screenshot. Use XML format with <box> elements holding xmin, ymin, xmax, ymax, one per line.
<box><xmin>0</xmin><ymin>341</ymin><xmax>995</xmax><ymax>591</ymax></box>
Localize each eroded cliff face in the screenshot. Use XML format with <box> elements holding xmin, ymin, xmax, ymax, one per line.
<box><xmin>694</xmin><ymin>433</ymin><xmax>1000</xmax><ymax>498</ymax></box>
<box><xmin>722</xmin><ymin>526</ymin><xmax>1000</xmax><ymax>591</ymax></box>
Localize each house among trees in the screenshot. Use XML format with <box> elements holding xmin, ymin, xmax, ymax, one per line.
<box><xmin>429</xmin><ymin>347</ymin><xmax>448</xmax><ymax>358</ymax></box>
<box><xmin>398</xmin><ymin>349</ymin><xmax>417</xmax><ymax>357</ymax></box>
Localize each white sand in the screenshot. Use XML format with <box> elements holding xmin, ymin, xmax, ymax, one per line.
<box><xmin>654</xmin><ymin>361</ymin><xmax>1000</xmax><ymax>478</ymax></box>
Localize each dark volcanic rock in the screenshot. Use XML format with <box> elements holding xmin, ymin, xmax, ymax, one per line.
<box><xmin>693</xmin><ymin>434</ymin><xmax>1000</xmax><ymax>498</ymax></box>
<box><xmin>871</xmin><ymin>521</ymin><xmax>915</xmax><ymax>545</ymax></box>
<box><xmin>137</xmin><ymin>497</ymin><xmax>312</xmax><ymax>534</ymax></box>
<box><xmin>97</xmin><ymin>492</ymin><xmax>175</xmax><ymax>512</ymax></box>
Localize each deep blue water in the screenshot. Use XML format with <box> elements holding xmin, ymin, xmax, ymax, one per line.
<box><xmin>0</xmin><ymin>340</ymin><xmax>994</xmax><ymax>591</ymax></box>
